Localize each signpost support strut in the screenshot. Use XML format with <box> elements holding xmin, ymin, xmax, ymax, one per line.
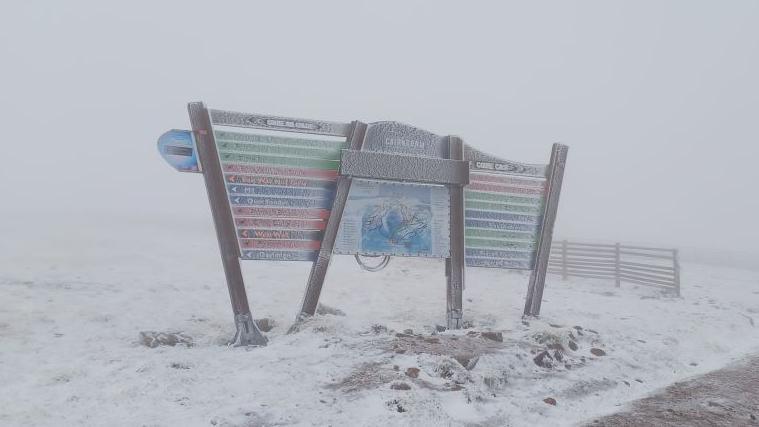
<box><xmin>188</xmin><ymin>102</ymin><xmax>268</xmax><ymax>346</ymax></box>
<box><xmin>297</xmin><ymin>121</ymin><xmax>367</xmax><ymax>321</ymax></box>
<box><xmin>446</xmin><ymin>136</ymin><xmax>466</xmax><ymax>329</ymax></box>
<box><xmin>524</xmin><ymin>143</ymin><xmax>568</xmax><ymax>317</ymax></box>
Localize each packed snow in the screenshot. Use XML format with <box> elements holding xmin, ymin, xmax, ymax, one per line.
<box><xmin>1</xmin><ymin>214</ymin><xmax>758</xmax><ymax>426</ymax></box>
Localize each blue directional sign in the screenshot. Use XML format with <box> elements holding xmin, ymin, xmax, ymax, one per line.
<box><xmin>157</xmin><ymin>129</ymin><xmax>200</xmax><ymax>172</ymax></box>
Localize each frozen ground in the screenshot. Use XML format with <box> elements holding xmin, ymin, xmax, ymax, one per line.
<box><xmin>1</xmin><ymin>214</ymin><xmax>758</xmax><ymax>426</ymax></box>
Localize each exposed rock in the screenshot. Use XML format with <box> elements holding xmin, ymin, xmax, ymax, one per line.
<box><xmin>543</xmin><ymin>397</ymin><xmax>557</xmax><ymax>406</ymax></box>
<box><xmin>568</xmin><ymin>340</ymin><xmax>579</xmax><ymax>351</ymax></box>
<box><xmin>533</xmin><ymin>351</ymin><xmax>553</xmax><ymax>368</ymax></box>
<box><xmin>590</xmin><ymin>348</ymin><xmax>607</xmax><ymax>357</ymax></box>
<box><xmin>390</xmin><ymin>382</ymin><xmax>411</xmax><ymax>390</ymax></box>
<box><xmin>139</xmin><ymin>331</ymin><xmax>193</xmax><ymax>348</ymax></box>
<box><xmin>481</xmin><ymin>331</ymin><xmax>503</xmax><ymax>342</ymax></box>
<box><xmin>453</xmin><ymin>353</ymin><xmax>480</xmax><ymax>370</ymax></box>
<box><xmin>435</xmin><ymin>325</ymin><xmax>447</xmax><ymax>333</ymax></box>
<box><xmin>315</xmin><ymin>303</ymin><xmax>345</xmax><ymax>316</ymax></box>
<box><xmin>254</xmin><ymin>318</ymin><xmax>275</xmax><ymax>332</ymax></box>
<box><xmin>483</xmin><ymin>374</ymin><xmax>508</xmax><ymax>390</ymax></box>
<box><xmin>405</xmin><ymin>367</ymin><xmax>420</xmax><ymax>378</ymax></box>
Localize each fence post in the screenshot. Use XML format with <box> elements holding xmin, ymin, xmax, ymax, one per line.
<box><xmin>673</xmin><ymin>249</ymin><xmax>681</xmax><ymax>296</ymax></box>
<box><xmin>614</xmin><ymin>242</ymin><xmax>621</xmax><ymax>287</ymax></box>
<box><xmin>561</xmin><ymin>240</ymin><xmax>568</xmax><ymax>280</ymax></box>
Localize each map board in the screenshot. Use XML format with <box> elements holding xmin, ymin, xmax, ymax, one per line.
<box><xmin>334</xmin><ymin>179</ymin><xmax>450</xmax><ymax>257</ymax></box>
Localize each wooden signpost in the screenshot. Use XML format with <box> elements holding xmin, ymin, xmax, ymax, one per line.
<box><xmin>157</xmin><ymin>102</ymin><xmax>568</xmax><ymax>346</ymax></box>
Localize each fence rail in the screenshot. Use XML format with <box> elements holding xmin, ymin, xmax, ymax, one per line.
<box><xmin>548</xmin><ymin>240</ymin><xmax>680</xmax><ymax>295</ymax></box>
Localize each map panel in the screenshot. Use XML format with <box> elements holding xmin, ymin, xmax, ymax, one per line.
<box><xmin>335</xmin><ymin>179</ymin><xmax>450</xmax><ymax>258</ymax></box>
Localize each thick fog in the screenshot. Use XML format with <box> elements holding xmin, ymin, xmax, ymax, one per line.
<box><xmin>1</xmin><ymin>1</ymin><xmax>757</xmax><ymax>262</ymax></box>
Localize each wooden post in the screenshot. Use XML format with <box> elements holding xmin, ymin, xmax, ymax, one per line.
<box><xmin>297</xmin><ymin>122</ymin><xmax>367</xmax><ymax>319</ymax></box>
<box><xmin>561</xmin><ymin>239</ymin><xmax>568</xmax><ymax>280</ymax></box>
<box><xmin>524</xmin><ymin>144</ymin><xmax>568</xmax><ymax>317</ymax></box>
<box><xmin>187</xmin><ymin>102</ymin><xmax>267</xmax><ymax>346</ymax></box>
<box><xmin>446</xmin><ymin>136</ymin><xmax>466</xmax><ymax>329</ymax></box>
<box><xmin>673</xmin><ymin>248</ymin><xmax>681</xmax><ymax>296</ymax></box>
<box><xmin>614</xmin><ymin>242</ymin><xmax>621</xmax><ymax>287</ymax></box>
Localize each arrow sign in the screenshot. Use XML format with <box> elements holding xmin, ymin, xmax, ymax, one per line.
<box><xmin>157</xmin><ymin>129</ymin><xmax>200</xmax><ymax>173</ymax></box>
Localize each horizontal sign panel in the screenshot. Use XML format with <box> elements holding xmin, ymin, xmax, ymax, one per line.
<box><xmin>468</xmin><ymin>182</ymin><xmax>544</xmax><ymax>196</ymax></box>
<box><xmin>466</xmin><ymin>248</ymin><xmax>536</xmax><ymax>260</ymax></box>
<box><xmin>240</xmin><ymin>239</ymin><xmax>321</xmax><ymax>250</ymax></box>
<box><xmin>225</xmin><ymin>174</ymin><xmax>335</xmax><ymax>188</ymax></box>
<box><xmin>227</xmin><ymin>184</ymin><xmax>335</xmax><ymax>199</ymax></box>
<box><xmin>465</xmin><ymin>219</ymin><xmax>538</xmax><ymax>232</ymax></box>
<box><xmin>218</xmin><ymin>140</ymin><xmax>343</xmax><ymax>160</ymax></box>
<box><xmin>466</xmin><ymin>258</ymin><xmax>534</xmax><ymax>269</ymax></box>
<box><xmin>469</xmin><ymin>173</ymin><xmax>545</xmax><ymax>188</ymax></box>
<box><xmin>210</xmin><ymin>110</ymin><xmax>351</xmax><ymax>137</ymax></box>
<box><xmin>465</xmin><ymin>210</ymin><xmax>540</xmax><ymax>224</ymax></box>
<box><xmin>230</xmin><ymin>196</ymin><xmax>334</xmax><ymax>209</ymax></box>
<box><xmin>222</xmin><ymin>164</ymin><xmax>339</xmax><ymax>179</ymax></box>
<box><xmin>234</xmin><ymin>218</ymin><xmax>326</xmax><ymax>229</ymax></box>
<box><xmin>335</xmin><ymin>179</ymin><xmax>450</xmax><ymax>258</ymax></box>
<box><xmin>232</xmin><ymin>207</ymin><xmax>330</xmax><ymax>219</ymax></box>
<box><xmin>465</xmin><ymin>191</ymin><xmax>543</xmax><ymax>206</ymax></box>
<box><xmin>238</xmin><ymin>229</ymin><xmax>323</xmax><ymax>240</ymax></box>
<box><xmin>219</xmin><ymin>153</ymin><xmax>340</xmax><ymax>170</ymax></box>
<box><xmin>215</xmin><ymin>130</ymin><xmax>348</xmax><ymax>149</ymax></box>
<box><xmin>241</xmin><ymin>250</ymin><xmax>318</xmax><ymax>262</ymax></box>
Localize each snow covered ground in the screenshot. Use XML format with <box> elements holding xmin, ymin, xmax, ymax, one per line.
<box><xmin>1</xmin><ymin>214</ymin><xmax>758</xmax><ymax>426</ymax></box>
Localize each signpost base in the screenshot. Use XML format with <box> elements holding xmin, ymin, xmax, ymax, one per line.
<box><xmin>230</xmin><ymin>313</ymin><xmax>268</xmax><ymax>347</ymax></box>
<box><xmin>447</xmin><ymin>309</ymin><xmax>463</xmax><ymax>330</ymax></box>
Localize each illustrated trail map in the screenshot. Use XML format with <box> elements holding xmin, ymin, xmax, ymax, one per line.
<box><xmin>335</xmin><ymin>179</ymin><xmax>450</xmax><ymax>258</ymax></box>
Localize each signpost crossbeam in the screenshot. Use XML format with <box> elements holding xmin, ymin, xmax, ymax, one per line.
<box><xmin>340</xmin><ymin>150</ymin><xmax>470</xmax><ymax>185</ymax></box>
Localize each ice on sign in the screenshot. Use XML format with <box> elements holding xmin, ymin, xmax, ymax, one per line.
<box><xmin>210</xmin><ymin>129</ymin><xmax>348</xmax><ymax>262</ymax></box>
<box><xmin>464</xmin><ymin>159</ymin><xmax>548</xmax><ymax>270</ymax></box>
<box><xmin>335</xmin><ymin>179</ymin><xmax>450</xmax><ymax>258</ymax></box>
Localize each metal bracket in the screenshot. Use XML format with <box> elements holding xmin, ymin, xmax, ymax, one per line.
<box><xmin>230</xmin><ymin>313</ymin><xmax>268</xmax><ymax>347</ymax></box>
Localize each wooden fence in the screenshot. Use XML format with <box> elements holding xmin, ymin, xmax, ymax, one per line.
<box><xmin>548</xmin><ymin>241</ymin><xmax>680</xmax><ymax>295</ymax></box>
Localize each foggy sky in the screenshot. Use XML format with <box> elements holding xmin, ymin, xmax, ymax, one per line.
<box><xmin>1</xmin><ymin>1</ymin><xmax>757</xmax><ymax>256</ymax></box>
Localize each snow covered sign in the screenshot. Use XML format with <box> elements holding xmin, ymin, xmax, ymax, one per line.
<box><xmin>463</xmin><ymin>144</ymin><xmax>569</xmax><ymax>317</ymax></box>
<box><xmin>157</xmin><ymin>102</ymin><xmax>564</xmax><ymax>346</ymax></box>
